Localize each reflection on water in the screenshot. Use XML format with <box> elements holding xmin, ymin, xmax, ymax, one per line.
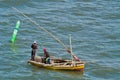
<box><xmin>28</xmin><ymin>65</ymin><xmax>84</xmax><ymax>80</ymax></box>
<box><xmin>9</xmin><ymin>42</ymin><xmax>18</xmax><ymax>54</ymax></box>
<box><xmin>56</xmin><ymin>70</ymin><xmax>84</xmax><ymax>76</ymax></box>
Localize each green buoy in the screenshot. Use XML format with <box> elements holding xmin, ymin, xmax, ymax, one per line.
<box><xmin>10</xmin><ymin>20</ymin><xmax>20</xmax><ymax>43</ymax></box>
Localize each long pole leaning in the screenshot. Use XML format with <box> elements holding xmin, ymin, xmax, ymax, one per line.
<box><xmin>12</xmin><ymin>7</ymin><xmax>79</xmax><ymax>61</ymax></box>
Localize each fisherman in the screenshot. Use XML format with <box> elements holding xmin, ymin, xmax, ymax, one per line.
<box><xmin>31</xmin><ymin>41</ymin><xmax>37</xmax><ymax>61</ymax></box>
<box><xmin>43</xmin><ymin>48</ymin><xmax>50</xmax><ymax>64</ymax></box>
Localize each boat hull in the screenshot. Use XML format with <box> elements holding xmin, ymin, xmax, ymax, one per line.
<box><xmin>28</xmin><ymin>59</ymin><xmax>84</xmax><ymax>71</ymax></box>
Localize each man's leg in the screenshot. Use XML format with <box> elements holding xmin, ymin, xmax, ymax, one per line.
<box><xmin>32</xmin><ymin>49</ymin><xmax>36</xmax><ymax>61</ymax></box>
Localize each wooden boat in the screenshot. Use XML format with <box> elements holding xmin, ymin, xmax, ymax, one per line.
<box><xmin>13</xmin><ymin>7</ymin><xmax>85</xmax><ymax>72</ymax></box>
<box><xmin>28</xmin><ymin>56</ymin><xmax>84</xmax><ymax>71</ymax></box>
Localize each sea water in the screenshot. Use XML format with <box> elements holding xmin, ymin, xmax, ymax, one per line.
<box><xmin>0</xmin><ymin>0</ymin><xmax>120</xmax><ymax>80</ymax></box>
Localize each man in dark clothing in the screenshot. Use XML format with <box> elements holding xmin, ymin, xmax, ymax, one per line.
<box><xmin>31</xmin><ymin>41</ymin><xmax>37</xmax><ymax>61</ymax></box>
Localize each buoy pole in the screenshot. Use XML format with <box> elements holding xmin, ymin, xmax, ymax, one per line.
<box><xmin>10</xmin><ymin>20</ymin><xmax>20</xmax><ymax>43</ymax></box>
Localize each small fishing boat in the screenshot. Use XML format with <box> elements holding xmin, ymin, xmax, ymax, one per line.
<box><xmin>12</xmin><ymin>7</ymin><xmax>85</xmax><ymax>72</ymax></box>
<box><xmin>28</xmin><ymin>56</ymin><xmax>84</xmax><ymax>71</ymax></box>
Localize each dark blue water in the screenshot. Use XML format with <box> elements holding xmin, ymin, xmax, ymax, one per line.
<box><xmin>0</xmin><ymin>0</ymin><xmax>120</xmax><ymax>80</ymax></box>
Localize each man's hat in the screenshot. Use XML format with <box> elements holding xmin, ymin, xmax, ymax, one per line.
<box><xmin>33</xmin><ymin>41</ymin><xmax>37</xmax><ymax>43</ymax></box>
<box><xmin>43</xmin><ymin>48</ymin><xmax>47</xmax><ymax>52</ymax></box>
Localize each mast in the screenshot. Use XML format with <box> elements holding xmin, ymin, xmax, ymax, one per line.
<box><xmin>69</xmin><ymin>34</ymin><xmax>73</xmax><ymax>62</ymax></box>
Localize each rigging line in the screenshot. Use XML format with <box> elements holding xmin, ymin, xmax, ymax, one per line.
<box><xmin>12</xmin><ymin>7</ymin><xmax>70</xmax><ymax>52</ymax></box>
